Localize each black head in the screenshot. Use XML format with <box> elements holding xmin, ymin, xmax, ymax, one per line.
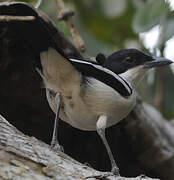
<box><xmin>103</xmin><ymin>49</ymin><xmax>173</xmax><ymax>74</ymax></box>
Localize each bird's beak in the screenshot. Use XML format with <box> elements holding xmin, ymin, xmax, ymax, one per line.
<box><xmin>144</xmin><ymin>57</ymin><xmax>173</xmax><ymax>68</ymax></box>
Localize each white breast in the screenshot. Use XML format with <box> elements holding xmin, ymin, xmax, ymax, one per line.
<box><xmin>48</xmin><ymin>77</ymin><xmax>136</xmax><ymax>131</ymax></box>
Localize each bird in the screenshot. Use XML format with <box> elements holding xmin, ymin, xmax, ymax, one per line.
<box><xmin>38</xmin><ymin>47</ymin><xmax>172</xmax><ymax>175</ymax></box>
<box><xmin>0</xmin><ymin>2</ymin><xmax>173</xmax><ymax>176</ymax></box>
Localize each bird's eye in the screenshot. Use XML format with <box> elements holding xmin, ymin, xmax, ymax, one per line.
<box><xmin>125</xmin><ymin>57</ymin><xmax>135</xmax><ymax>64</ymax></box>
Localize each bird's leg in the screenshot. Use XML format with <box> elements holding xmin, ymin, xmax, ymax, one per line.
<box><xmin>96</xmin><ymin>115</ymin><xmax>120</xmax><ymax>176</ymax></box>
<box><xmin>51</xmin><ymin>93</ymin><xmax>63</xmax><ymax>152</ymax></box>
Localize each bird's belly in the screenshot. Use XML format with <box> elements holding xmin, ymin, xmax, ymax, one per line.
<box><xmin>59</xmin><ymin>101</ymin><xmax>98</xmax><ymax>131</ymax></box>
<box><xmin>48</xmin><ymin>77</ymin><xmax>136</xmax><ymax>131</ymax></box>
<box><xmin>59</xmin><ymin>92</ymin><xmax>136</xmax><ymax>131</ymax></box>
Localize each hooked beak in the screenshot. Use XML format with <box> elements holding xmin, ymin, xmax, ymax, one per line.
<box><xmin>144</xmin><ymin>57</ymin><xmax>173</xmax><ymax>68</ymax></box>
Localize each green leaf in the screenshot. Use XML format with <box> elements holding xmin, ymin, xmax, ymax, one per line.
<box><xmin>133</xmin><ymin>0</ymin><xmax>170</xmax><ymax>33</ymax></box>
<box><xmin>14</xmin><ymin>0</ymin><xmax>42</xmax><ymax>8</ymax></box>
<box><xmin>71</xmin><ymin>0</ymin><xmax>137</xmax><ymax>48</ymax></box>
<box><xmin>163</xmin><ymin>12</ymin><xmax>174</xmax><ymax>42</ymax></box>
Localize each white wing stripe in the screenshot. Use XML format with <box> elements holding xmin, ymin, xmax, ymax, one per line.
<box><xmin>70</xmin><ymin>58</ymin><xmax>132</xmax><ymax>94</ymax></box>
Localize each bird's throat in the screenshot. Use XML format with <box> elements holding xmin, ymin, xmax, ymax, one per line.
<box><xmin>121</xmin><ymin>65</ymin><xmax>147</xmax><ymax>88</ymax></box>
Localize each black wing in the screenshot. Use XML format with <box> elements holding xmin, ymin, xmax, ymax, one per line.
<box><xmin>70</xmin><ymin>59</ymin><xmax>132</xmax><ymax>96</ymax></box>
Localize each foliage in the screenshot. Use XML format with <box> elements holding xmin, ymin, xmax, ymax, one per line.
<box><xmin>133</xmin><ymin>0</ymin><xmax>170</xmax><ymax>33</ymax></box>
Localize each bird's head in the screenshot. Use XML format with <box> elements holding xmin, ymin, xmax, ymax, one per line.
<box><xmin>103</xmin><ymin>49</ymin><xmax>173</xmax><ymax>74</ymax></box>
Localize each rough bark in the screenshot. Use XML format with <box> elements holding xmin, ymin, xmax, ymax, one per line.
<box><xmin>0</xmin><ymin>114</ymin><xmax>158</xmax><ymax>180</ymax></box>
<box><xmin>123</xmin><ymin>99</ymin><xmax>174</xmax><ymax>179</ymax></box>
<box><xmin>0</xmin><ymin>2</ymin><xmax>173</xmax><ymax>180</ymax></box>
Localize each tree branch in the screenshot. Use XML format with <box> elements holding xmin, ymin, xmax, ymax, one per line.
<box><xmin>55</xmin><ymin>0</ymin><xmax>85</xmax><ymax>52</ymax></box>
<box><xmin>124</xmin><ymin>98</ymin><xmax>174</xmax><ymax>179</ymax></box>
<box><xmin>0</xmin><ymin>114</ymin><xmax>158</xmax><ymax>180</ymax></box>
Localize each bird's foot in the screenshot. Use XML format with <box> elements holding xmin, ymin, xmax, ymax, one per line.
<box><xmin>111</xmin><ymin>166</ymin><xmax>120</xmax><ymax>176</ymax></box>
<box><xmin>51</xmin><ymin>140</ymin><xmax>64</xmax><ymax>152</ymax></box>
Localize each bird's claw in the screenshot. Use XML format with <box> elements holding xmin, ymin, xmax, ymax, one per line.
<box><xmin>51</xmin><ymin>140</ymin><xmax>64</xmax><ymax>152</ymax></box>
<box><xmin>111</xmin><ymin>166</ymin><xmax>120</xmax><ymax>176</ymax></box>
